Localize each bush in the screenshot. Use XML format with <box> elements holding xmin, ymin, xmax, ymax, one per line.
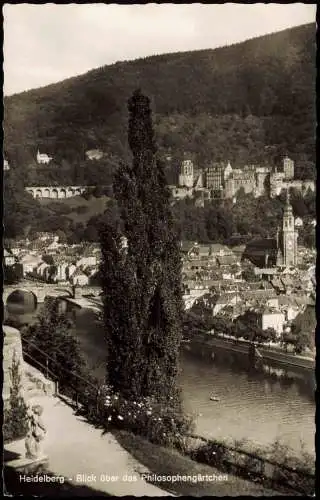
<box><xmin>88</xmin><ymin>385</ymin><xmax>194</xmax><ymax>451</ymax></box>
<box><xmin>92</xmin><ymin>186</ymin><xmax>104</xmax><ymax>198</ymax></box>
<box><xmin>3</xmin><ymin>353</ymin><xmax>28</xmax><ymax>443</ymax></box>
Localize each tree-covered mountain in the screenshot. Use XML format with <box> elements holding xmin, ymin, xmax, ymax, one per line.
<box><xmin>4</xmin><ymin>22</ymin><xmax>316</xmax><ymax>186</ymax></box>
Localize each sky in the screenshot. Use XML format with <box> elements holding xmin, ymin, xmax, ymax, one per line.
<box><xmin>3</xmin><ymin>3</ymin><xmax>316</xmax><ymax>96</ymax></box>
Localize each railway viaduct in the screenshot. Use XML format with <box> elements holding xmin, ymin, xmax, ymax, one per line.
<box><xmin>25</xmin><ymin>186</ymin><xmax>90</xmax><ymax>199</ymax></box>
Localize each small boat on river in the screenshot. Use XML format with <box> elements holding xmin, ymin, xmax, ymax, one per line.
<box><xmin>210</xmin><ymin>395</ymin><xmax>220</xmax><ymax>402</ymax></box>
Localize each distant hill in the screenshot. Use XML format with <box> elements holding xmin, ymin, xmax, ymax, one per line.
<box><xmin>4</xmin><ymin>23</ymin><xmax>316</xmax><ymax>185</ymax></box>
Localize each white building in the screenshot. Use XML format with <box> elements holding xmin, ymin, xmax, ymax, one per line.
<box><xmin>85</xmin><ymin>149</ymin><xmax>104</xmax><ymax>161</ymax></box>
<box><xmin>20</xmin><ymin>254</ymin><xmax>43</xmax><ymax>276</ymax></box>
<box><xmin>4</xmin><ymin>159</ymin><xmax>10</xmax><ymax>170</ymax></box>
<box><xmin>258</xmin><ymin>308</ymin><xmax>285</xmax><ymax>336</ymax></box>
<box><xmin>4</xmin><ymin>248</ymin><xmax>16</xmax><ymax>266</ymax></box>
<box><xmin>36</xmin><ymin>150</ymin><xmax>53</xmax><ymax>164</ymax></box>
<box><xmin>294</xmin><ymin>217</ymin><xmax>303</xmax><ymax>228</ymax></box>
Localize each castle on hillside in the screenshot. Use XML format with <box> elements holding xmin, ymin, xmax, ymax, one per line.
<box><xmin>37</xmin><ymin>149</ymin><xmax>53</xmax><ymax>165</ymax></box>
<box><xmin>171</xmin><ymin>155</ymin><xmax>315</xmax><ymax>202</ymax></box>
<box><xmin>269</xmin><ymin>157</ymin><xmax>314</xmax><ymax>198</ymax></box>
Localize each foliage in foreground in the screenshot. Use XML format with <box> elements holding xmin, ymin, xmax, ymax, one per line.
<box><xmin>3</xmin><ymin>353</ymin><xmax>28</xmax><ymax>443</ymax></box>
<box><xmin>187</xmin><ymin>436</ymin><xmax>314</xmax><ymax>495</ymax></box>
<box><xmin>101</xmin><ymin>90</ymin><xmax>185</xmax><ymax>403</ymax></box>
<box><xmin>80</xmin><ymin>384</ymin><xmax>194</xmax><ymax>450</ymax></box>
<box><xmin>22</xmin><ymin>299</ymin><xmax>96</xmax><ymax>396</ymax></box>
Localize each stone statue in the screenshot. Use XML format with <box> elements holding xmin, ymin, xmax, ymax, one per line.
<box><xmin>25</xmin><ymin>404</ymin><xmax>46</xmax><ymax>459</ymax></box>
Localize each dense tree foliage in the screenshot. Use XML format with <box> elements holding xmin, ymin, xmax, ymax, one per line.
<box><xmin>289</xmin><ymin>305</ymin><xmax>316</xmax><ymax>353</ymax></box>
<box><xmin>171</xmin><ymin>192</ymin><xmax>315</xmax><ymax>247</ymax></box>
<box><xmin>3</xmin><ymin>353</ymin><xmax>28</xmax><ymax>442</ymax></box>
<box><xmin>4</xmin><ymin>24</ymin><xmax>315</xmax><ymax>185</ymax></box>
<box><xmin>22</xmin><ymin>299</ymin><xmax>94</xmax><ymax>394</ymax></box>
<box><xmin>4</xmin><ymin>160</ymin><xmax>315</xmax><ymax>248</ymax></box>
<box><xmin>101</xmin><ymin>90</ymin><xmax>185</xmax><ymax>409</ymax></box>
<box><xmin>234</xmin><ymin>312</ymin><xmax>278</xmax><ymax>344</ymax></box>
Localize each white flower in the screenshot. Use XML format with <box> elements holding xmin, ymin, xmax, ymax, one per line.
<box><xmin>118</xmin><ymin>415</ymin><xmax>124</xmax><ymax>421</ymax></box>
<box><xmin>108</xmin><ymin>416</ymin><xmax>112</xmax><ymax>421</ymax></box>
<box><xmin>146</xmin><ymin>411</ymin><xmax>152</xmax><ymax>416</ymax></box>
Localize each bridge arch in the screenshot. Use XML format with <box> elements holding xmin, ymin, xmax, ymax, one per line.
<box><xmin>60</xmin><ymin>188</ymin><xmax>67</xmax><ymax>199</ymax></box>
<box><xmin>35</xmin><ymin>189</ymin><xmax>42</xmax><ymax>198</ymax></box>
<box><xmin>6</xmin><ymin>289</ymin><xmax>38</xmax><ymax>313</ymax></box>
<box><xmin>44</xmin><ymin>188</ymin><xmax>50</xmax><ymax>198</ymax></box>
<box><xmin>51</xmin><ymin>189</ymin><xmax>58</xmax><ymax>199</ymax></box>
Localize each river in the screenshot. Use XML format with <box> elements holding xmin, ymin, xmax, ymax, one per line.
<box><xmin>180</xmin><ymin>350</ymin><xmax>314</xmax><ymax>457</ymax></box>
<box><xmin>68</xmin><ymin>313</ymin><xmax>315</xmax><ymax>458</ymax></box>
<box><xmin>7</xmin><ymin>302</ymin><xmax>315</xmax><ymax>458</ymax></box>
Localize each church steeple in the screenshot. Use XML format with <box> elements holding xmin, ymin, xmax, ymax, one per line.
<box><xmin>283</xmin><ymin>189</ymin><xmax>294</xmax><ymax>231</ymax></box>
<box><xmin>280</xmin><ymin>189</ymin><xmax>297</xmax><ymax>267</ymax></box>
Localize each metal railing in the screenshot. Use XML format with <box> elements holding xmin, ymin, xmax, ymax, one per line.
<box><xmin>21</xmin><ymin>335</ymin><xmax>100</xmax><ymax>409</ymax></box>
<box><xmin>20</xmin><ymin>334</ymin><xmax>314</xmax><ymax>495</ymax></box>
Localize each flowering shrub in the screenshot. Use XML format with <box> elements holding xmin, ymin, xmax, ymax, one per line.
<box><xmin>93</xmin><ymin>385</ymin><xmax>194</xmax><ymax>450</ymax></box>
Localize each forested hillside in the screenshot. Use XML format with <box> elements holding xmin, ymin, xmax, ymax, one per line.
<box><xmin>4</xmin><ymin>23</ymin><xmax>316</xmax><ymax>186</ymax></box>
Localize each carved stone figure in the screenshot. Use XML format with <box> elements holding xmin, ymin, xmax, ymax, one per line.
<box><xmin>25</xmin><ymin>405</ymin><xmax>46</xmax><ymax>459</ymax></box>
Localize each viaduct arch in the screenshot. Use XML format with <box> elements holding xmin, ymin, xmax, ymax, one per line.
<box><xmin>25</xmin><ymin>186</ymin><xmax>89</xmax><ymax>199</ymax></box>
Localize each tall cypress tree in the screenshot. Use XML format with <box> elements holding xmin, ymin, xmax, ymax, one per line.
<box><xmin>101</xmin><ymin>89</ymin><xmax>184</xmax><ymax>405</ymax></box>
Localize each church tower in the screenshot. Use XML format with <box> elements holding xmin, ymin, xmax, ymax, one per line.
<box><xmin>279</xmin><ymin>191</ymin><xmax>298</xmax><ymax>267</ymax></box>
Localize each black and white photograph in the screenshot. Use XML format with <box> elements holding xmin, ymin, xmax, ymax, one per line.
<box><xmin>2</xmin><ymin>3</ymin><xmax>316</xmax><ymax>497</ymax></box>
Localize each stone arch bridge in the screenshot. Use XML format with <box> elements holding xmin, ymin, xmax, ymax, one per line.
<box><xmin>25</xmin><ymin>186</ymin><xmax>91</xmax><ymax>199</ymax></box>
<box><xmin>3</xmin><ymin>283</ymin><xmax>102</xmax><ymax>305</ymax></box>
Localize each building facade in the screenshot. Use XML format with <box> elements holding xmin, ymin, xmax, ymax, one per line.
<box><xmin>178</xmin><ymin>159</ymin><xmax>194</xmax><ymax>188</ymax></box>
<box><xmin>205</xmin><ymin>161</ymin><xmax>232</xmax><ymax>191</ymax></box>
<box><xmin>283</xmin><ymin>156</ymin><xmax>294</xmax><ymax>180</ymax></box>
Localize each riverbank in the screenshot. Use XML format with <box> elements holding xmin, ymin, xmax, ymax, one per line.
<box><xmin>182</xmin><ymin>334</ymin><xmax>315</xmax><ymax>372</ymax></box>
